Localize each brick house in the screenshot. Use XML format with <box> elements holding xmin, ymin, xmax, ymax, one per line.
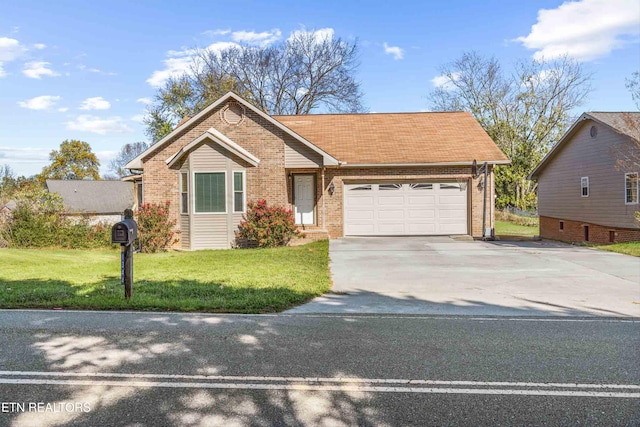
<box><xmin>529</xmin><ymin>112</ymin><xmax>640</xmax><ymax>244</ymax></box>
<box><xmin>126</xmin><ymin>92</ymin><xmax>509</xmax><ymax>250</ymax></box>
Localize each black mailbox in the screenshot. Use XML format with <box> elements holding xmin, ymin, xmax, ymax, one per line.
<box><xmin>111</xmin><ymin>219</ymin><xmax>137</xmax><ymax>245</ymax></box>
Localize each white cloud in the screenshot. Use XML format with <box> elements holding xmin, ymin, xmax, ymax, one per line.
<box><xmin>33</xmin><ymin>43</ymin><xmax>46</xmax><ymax>50</ymax></box>
<box><xmin>516</xmin><ymin>0</ymin><xmax>640</xmax><ymax>61</ymax></box>
<box><xmin>18</xmin><ymin>95</ymin><xmax>61</xmax><ymax>110</ymax></box>
<box><xmin>65</xmin><ymin>115</ymin><xmax>133</xmax><ymax>134</ymax></box>
<box><xmin>95</xmin><ymin>150</ymin><xmax>119</xmax><ymax>163</ymax></box>
<box><xmin>0</xmin><ymin>146</ymin><xmax>50</xmax><ymax>165</ymax></box>
<box><xmin>202</xmin><ymin>29</ymin><xmax>231</xmax><ymax>36</ymax></box>
<box><xmin>147</xmin><ymin>41</ymin><xmax>237</xmax><ymax>87</ymax></box>
<box><xmin>79</xmin><ymin>96</ymin><xmax>111</xmax><ymax>110</ymax></box>
<box><xmin>23</xmin><ymin>61</ymin><xmax>59</xmax><ymax>79</ymax></box>
<box><xmin>146</xmin><ymin>55</ymin><xmax>193</xmax><ymax>88</ymax></box>
<box><xmin>77</xmin><ymin>64</ymin><xmax>116</xmax><ymax>75</ymax></box>
<box><xmin>288</xmin><ymin>28</ymin><xmax>334</xmax><ymax>43</ymax></box>
<box><xmin>231</xmin><ymin>29</ymin><xmax>282</xmax><ymax>46</ymax></box>
<box><xmin>383</xmin><ymin>42</ymin><xmax>404</xmax><ymax>60</ymax></box>
<box><xmin>130</xmin><ymin>114</ymin><xmax>145</xmax><ymax>123</ymax></box>
<box><xmin>136</xmin><ymin>97</ymin><xmax>152</xmax><ymax>105</ymax></box>
<box><xmin>58</xmin><ymin>107</ymin><xmax>69</xmax><ymax>113</ymax></box>
<box><xmin>431</xmin><ymin>72</ymin><xmax>460</xmax><ymax>90</ymax></box>
<box><xmin>0</xmin><ymin>37</ymin><xmax>25</xmax><ymax>76</ymax></box>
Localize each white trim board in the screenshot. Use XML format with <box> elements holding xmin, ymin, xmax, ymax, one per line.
<box><xmin>166</xmin><ymin>128</ymin><xmax>260</xmax><ymax>168</ymax></box>
<box><xmin>126</xmin><ymin>92</ymin><xmax>339</xmax><ymax>170</ymax></box>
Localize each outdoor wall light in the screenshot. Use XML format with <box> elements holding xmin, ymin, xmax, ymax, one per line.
<box><xmin>328</xmin><ymin>182</ymin><xmax>335</xmax><ymax>195</ymax></box>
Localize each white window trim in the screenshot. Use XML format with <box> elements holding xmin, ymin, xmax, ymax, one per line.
<box><xmin>192</xmin><ymin>171</ymin><xmax>227</xmax><ymax>215</ymax></box>
<box><xmin>233</xmin><ymin>170</ymin><xmax>246</xmax><ymax>213</ymax></box>
<box><xmin>136</xmin><ymin>181</ymin><xmax>144</xmax><ymax>206</ymax></box>
<box><xmin>180</xmin><ymin>172</ymin><xmax>188</xmax><ymax>215</ymax></box>
<box><xmin>625</xmin><ymin>172</ymin><xmax>639</xmax><ymax>205</ymax></box>
<box><xmin>581</xmin><ymin>176</ymin><xmax>589</xmax><ymax>198</ymax></box>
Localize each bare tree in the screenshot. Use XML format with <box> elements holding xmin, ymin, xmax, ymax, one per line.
<box><xmin>0</xmin><ymin>164</ymin><xmax>17</xmax><ymax>204</ymax></box>
<box><xmin>611</xmin><ymin>113</ymin><xmax>640</xmax><ymax>169</ymax></box>
<box><xmin>626</xmin><ymin>71</ymin><xmax>640</xmax><ymax>110</ymax></box>
<box><xmin>109</xmin><ymin>141</ymin><xmax>149</xmax><ymax>177</ymax></box>
<box><xmin>428</xmin><ymin>52</ymin><xmax>592</xmax><ymax>209</ymax></box>
<box><xmin>145</xmin><ymin>30</ymin><xmax>364</xmax><ymax>142</ymax></box>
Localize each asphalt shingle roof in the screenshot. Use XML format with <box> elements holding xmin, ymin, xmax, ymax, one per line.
<box><xmin>45</xmin><ymin>180</ymin><xmax>134</xmax><ymax>214</ymax></box>
<box><xmin>588</xmin><ymin>112</ymin><xmax>640</xmax><ymax>141</ymax></box>
<box><xmin>273</xmin><ymin>112</ymin><xmax>509</xmax><ymax>164</ymax></box>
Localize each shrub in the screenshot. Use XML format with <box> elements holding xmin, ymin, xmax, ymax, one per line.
<box><xmin>3</xmin><ymin>188</ymin><xmax>66</xmax><ymax>247</ymax></box>
<box><xmin>495</xmin><ymin>210</ymin><xmax>539</xmax><ymax>227</ymax></box>
<box><xmin>0</xmin><ymin>187</ymin><xmax>114</xmax><ymax>249</ymax></box>
<box><xmin>60</xmin><ymin>218</ymin><xmax>113</xmax><ymax>249</ymax></box>
<box><xmin>136</xmin><ymin>201</ymin><xmax>178</xmax><ymax>253</ymax></box>
<box><xmin>237</xmin><ymin>199</ymin><xmax>299</xmax><ymax>248</ymax></box>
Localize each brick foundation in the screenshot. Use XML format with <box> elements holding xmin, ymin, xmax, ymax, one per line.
<box><xmin>540</xmin><ymin>216</ymin><xmax>640</xmax><ymax>244</ymax></box>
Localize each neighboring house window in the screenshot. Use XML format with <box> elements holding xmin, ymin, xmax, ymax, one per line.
<box><xmin>625</xmin><ymin>172</ymin><xmax>639</xmax><ymax>204</ymax></box>
<box><xmin>194</xmin><ymin>172</ymin><xmax>226</xmax><ymax>213</ymax></box>
<box><xmin>559</xmin><ymin>221</ymin><xmax>564</xmax><ymax>231</ymax></box>
<box><xmin>233</xmin><ymin>171</ymin><xmax>245</xmax><ymax>212</ymax></box>
<box><xmin>581</xmin><ymin>177</ymin><xmax>589</xmax><ymax>197</ymax></box>
<box><xmin>137</xmin><ymin>182</ymin><xmax>143</xmax><ymax>206</ymax></box>
<box><xmin>180</xmin><ymin>172</ymin><xmax>188</xmax><ymax>214</ymax></box>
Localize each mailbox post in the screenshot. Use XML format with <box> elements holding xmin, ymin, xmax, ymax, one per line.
<box><xmin>111</xmin><ymin>209</ymin><xmax>137</xmax><ymax>299</ymax></box>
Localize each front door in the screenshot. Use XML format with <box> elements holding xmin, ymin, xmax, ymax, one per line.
<box><xmin>294</xmin><ymin>174</ymin><xmax>315</xmax><ymax>225</ymax></box>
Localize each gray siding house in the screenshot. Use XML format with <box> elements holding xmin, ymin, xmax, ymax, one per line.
<box><xmin>529</xmin><ymin>112</ymin><xmax>640</xmax><ymax>244</ymax></box>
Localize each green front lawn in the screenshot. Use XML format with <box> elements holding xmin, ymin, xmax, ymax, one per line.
<box><xmin>495</xmin><ymin>220</ymin><xmax>539</xmax><ymax>237</ymax></box>
<box><xmin>595</xmin><ymin>242</ymin><xmax>640</xmax><ymax>257</ymax></box>
<box><xmin>0</xmin><ymin>241</ymin><xmax>330</xmax><ymax>313</ymax></box>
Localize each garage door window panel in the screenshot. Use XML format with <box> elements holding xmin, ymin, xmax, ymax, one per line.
<box><xmin>379</xmin><ymin>184</ymin><xmax>402</xmax><ymax>190</ymax></box>
<box><xmin>410</xmin><ymin>183</ymin><xmax>433</xmax><ymax>190</ymax></box>
<box><xmin>349</xmin><ymin>185</ymin><xmax>372</xmax><ymax>191</ymax></box>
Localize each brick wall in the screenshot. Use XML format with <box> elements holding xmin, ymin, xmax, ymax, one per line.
<box><xmin>322</xmin><ymin>166</ymin><xmax>494</xmax><ymax>238</ymax></box>
<box><xmin>142</xmin><ymin>97</ymin><xmax>497</xmax><ymax>245</ymax></box>
<box><xmin>142</xmin><ymin>101</ymin><xmax>290</xmax><ymax>247</ymax></box>
<box><xmin>540</xmin><ymin>215</ymin><xmax>640</xmax><ymax>244</ymax></box>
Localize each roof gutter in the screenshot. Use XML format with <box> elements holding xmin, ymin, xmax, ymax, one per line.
<box><xmin>332</xmin><ymin>160</ymin><xmax>511</xmax><ymax>168</ymax></box>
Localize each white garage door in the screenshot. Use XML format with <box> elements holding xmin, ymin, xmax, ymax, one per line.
<box><xmin>344</xmin><ymin>182</ymin><xmax>468</xmax><ymax>236</ymax></box>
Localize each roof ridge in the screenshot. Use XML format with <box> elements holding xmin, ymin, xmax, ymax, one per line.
<box><xmin>587</xmin><ymin>111</ymin><xmax>640</xmax><ymax>114</ymax></box>
<box><xmin>274</xmin><ymin>111</ymin><xmax>469</xmax><ymax>118</ymax></box>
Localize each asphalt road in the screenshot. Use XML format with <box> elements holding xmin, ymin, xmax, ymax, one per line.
<box><xmin>0</xmin><ymin>310</ymin><xmax>638</xmax><ymax>426</ymax></box>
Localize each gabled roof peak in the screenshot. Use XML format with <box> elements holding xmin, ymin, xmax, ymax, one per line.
<box><xmin>125</xmin><ymin>92</ymin><xmax>338</xmax><ymax>169</ymax></box>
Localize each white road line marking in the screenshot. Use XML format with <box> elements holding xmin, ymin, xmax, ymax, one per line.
<box><xmin>1</xmin><ymin>309</ymin><xmax>637</xmax><ymax>321</ymax></box>
<box><xmin>0</xmin><ymin>378</ymin><xmax>638</xmax><ymax>398</ymax></box>
<box><xmin>0</xmin><ymin>371</ymin><xmax>638</xmax><ymax>390</ymax></box>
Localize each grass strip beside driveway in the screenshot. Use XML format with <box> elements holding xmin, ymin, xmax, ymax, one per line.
<box><xmin>595</xmin><ymin>241</ymin><xmax>640</xmax><ymax>257</ymax></box>
<box><xmin>0</xmin><ymin>241</ymin><xmax>330</xmax><ymax>313</ymax></box>
<box><xmin>494</xmin><ymin>220</ymin><xmax>538</xmax><ymax>237</ymax></box>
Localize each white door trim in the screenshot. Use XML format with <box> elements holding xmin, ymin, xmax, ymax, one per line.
<box><xmin>294</xmin><ymin>174</ymin><xmax>315</xmax><ymax>225</ymax></box>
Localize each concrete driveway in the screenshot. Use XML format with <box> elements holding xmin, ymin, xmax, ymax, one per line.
<box><xmin>286</xmin><ymin>237</ymin><xmax>640</xmax><ymax>316</ymax></box>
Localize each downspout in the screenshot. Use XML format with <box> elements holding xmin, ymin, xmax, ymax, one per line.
<box><xmin>321</xmin><ymin>167</ymin><xmax>326</xmax><ymax>230</ymax></box>
<box><xmin>482</xmin><ymin>163</ymin><xmax>488</xmax><ymax>240</ymax></box>
<box><xmin>490</xmin><ymin>166</ymin><xmax>495</xmax><ymax>238</ymax></box>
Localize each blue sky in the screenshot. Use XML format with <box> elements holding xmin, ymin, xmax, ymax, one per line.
<box><xmin>1</xmin><ymin>0</ymin><xmax>638</xmax><ymax>177</ymax></box>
